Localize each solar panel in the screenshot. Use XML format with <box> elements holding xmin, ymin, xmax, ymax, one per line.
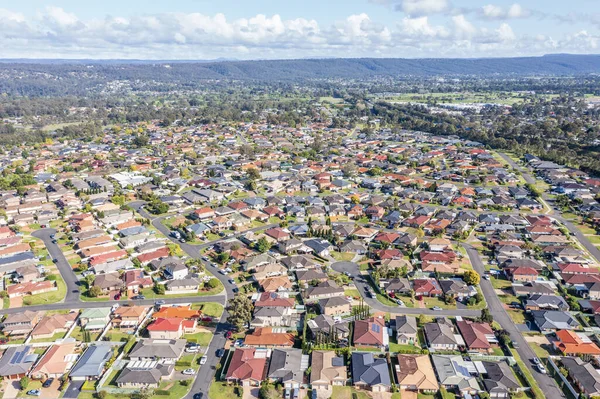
<box><xmin>371</xmin><ymin>324</ymin><xmax>380</xmax><ymax>333</ymax></box>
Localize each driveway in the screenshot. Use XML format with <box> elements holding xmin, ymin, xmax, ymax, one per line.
<box><xmin>63</xmin><ymin>381</ymin><xmax>84</xmax><ymax>399</ymax></box>
<box><xmin>4</xmin><ymin>380</ymin><xmax>20</xmax><ymax>399</ymax></box>
<box><xmin>243</xmin><ymin>386</ymin><xmax>259</xmax><ymax>399</ymax></box>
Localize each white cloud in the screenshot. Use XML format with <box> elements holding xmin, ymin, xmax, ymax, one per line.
<box><xmin>497</xmin><ymin>23</ymin><xmax>516</xmax><ymax>42</ymax></box>
<box><xmin>399</xmin><ymin>0</ymin><xmax>450</xmax><ymax>16</ymax></box>
<box><xmin>452</xmin><ymin>14</ymin><xmax>476</xmax><ymax>38</ymax></box>
<box><xmin>480</xmin><ymin>3</ymin><xmax>530</xmax><ymax>20</ymax></box>
<box><xmin>0</xmin><ymin>6</ymin><xmax>596</xmax><ymax>60</ymax></box>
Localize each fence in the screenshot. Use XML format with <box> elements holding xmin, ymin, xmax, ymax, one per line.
<box><xmin>547</xmin><ymin>357</ymin><xmax>579</xmax><ymax>399</ymax></box>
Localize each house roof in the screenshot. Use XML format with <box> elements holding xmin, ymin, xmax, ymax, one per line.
<box><xmin>0</xmin><ymin>346</ymin><xmax>36</xmax><ymax>376</ymax></box>
<box><xmin>153</xmin><ymin>306</ymin><xmax>200</xmax><ymax>319</ymax></box>
<box><xmin>456</xmin><ymin>320</ymin><xmax>493</xmax><ymax>350</ymax></box>
<box><xmin>310</xmin><ymin>350</ymin><xmax>347</xmax><ymax>385</ymax></box>
<box><xmin>351</xmin><ymin>352</ymin><xmax>391</xmax><ymax>387</ymax></box>
<box><xmin>226</xmin><ymin>348</ymin><xmax>267</xmax><ymax>382</ymax></box>
<box><xmin>396</xmin><ymin>355</ymin><xmax>439</xmax><ymax>391</ymax></box>
<box><xmin>244</xmin><ymin>327</ymin><xmax>295</xmax><ymax>347</ymax></box>
<box><xmin>129</xmin><ymin>339</ymin><xmax>187</xmax><ymax>359</ymax></box>
<box><xmin>267</xmin><ymin>348</ymin><xmax>306</xmax><ymax>383</ymax></box>
<box><xmin>353</xmin><ymin>317</ymin><xmax>386</xmax><ymax>346</ymax></box>
<box><xmin>31</xmin><ymin>343</ymin><xmax>77</xmax><ymax>376</ymax></box>
<box><xmin>69</xmin><ymin>344</ymin><xmax>113</xmax><ymax>377</ymax></box>
<box><xmin>555</xmin><ymin>330</ymin><xmax>600</xmax><ymax>355</ymax></box>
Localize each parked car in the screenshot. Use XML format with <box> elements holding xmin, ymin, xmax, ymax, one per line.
<box><xmin>216</xmin><ymin>349</ymin><xmax>225</xmax><ymax>357</ymax></box>
<box><xmin>26</xmin><ymin>390</ymin><xmax>41</xmax><ymax>397</ymax></box>
<box><xmin>532</xmin><ymin>357</ymin><xmax>541</xmax><ymax>365</ymax></box>
<box><xmin>155</xmin><ymin>300</ymin><xmax>166</xmax><ymax>306</ymax></box>
<box><xmin>42</xmin><ymin>378</ymin><xmax>54</xmax><ymax>388</ymax></box>
<box><xmin>225</xmin><ymin>331</ymin><xmax>233</xmax><ymax>339</ymax></box>
<box><xmin>511</xmin><ymin>340</ymin><xmax>519</xmax><ymax>349</ymax></box>
<box><xmin>200</xmin><ymin>356</ymin><xmax>207</xmax><ymax>365</ymax></box>
<box><xmin>185</xmin><ymin>346</ymin><xmax>200</xmax><ymax>353</ymax></box>
<box><xmin>132</xmin><ymin>295</ymin><xmax>145</xmax><ymax>300</ymax></box>
<box><xmin>537</xmin><ymin>364</ymin><xmax>547</xmax><ymax>374</ymax></box>
<box><xmin>432</xmin><ymin>306</ymin><xmax>442</xmax><ymax>311</ymax></box>
<box><xmin>182</xmin><ymin>368</ymin><xmax>195</xmax><ymax>375</ymax></box>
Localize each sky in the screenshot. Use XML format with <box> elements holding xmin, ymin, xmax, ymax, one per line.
<box><xmin>0</xmin><ymin>0</ymin><xmax>598</xmax><ymax>60</ymax></box>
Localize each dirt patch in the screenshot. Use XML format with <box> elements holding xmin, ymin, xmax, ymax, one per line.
<box><xmin>524</xmin><ymin>335</ymin><xmax>552</xmax><ymax>345</ymax></box>
<box><xmin>9</xmin><ymin>296</ymin><xmax>23</xmax><ymax>308</ymax></box>
<box><xmin>401</xmin><ymin>390</ymin><xmax>418</xmax><ymax>399</ymax></box>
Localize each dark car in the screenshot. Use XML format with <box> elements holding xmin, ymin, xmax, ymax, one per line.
<box><xmin>132</xmin><ymin>295</ymin><xmax>145</xmax><ymax>300</ymax></box>
<box><xmin>42</xmin><ymin>378</ymin><xmax>54</xmax><ymax>388</ymax></box>
<box><xmin>52</xmin><ymin>258</ymin><xmax>58</xmax><ymax>263</ymax></box>
<box><xmin>193</xmin><ymin>394</ymin><xmax>203</xmax><ymax>399</ymax></box>
<box><xmin>216</xmin><ymin>349</ymin><xmax>225</xmax><ymax>357</ymax></box>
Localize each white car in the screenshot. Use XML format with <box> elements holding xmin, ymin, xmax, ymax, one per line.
<box><xmin>182</xmin><ymin>368</ymin><xmax>195</xmax><ymax>375</ymax></box>
<box><xmin>200</xmin><ymin>356</ymin><xmax>207</xmax><ymax>365</ymax></box>
<box><xmin>537</xmin><ymin>364</ymin><xmax>547</xmax><ymax>374</ymax></box>
<box><xmin>185</xmin><ymin>347</ymin><xmax>200</xmax><ymax>353</ymax></box>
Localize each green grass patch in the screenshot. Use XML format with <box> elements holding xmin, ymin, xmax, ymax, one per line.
<box><xmin>507</xmin><ymin>309</ymin><xmax>526</xmax><ymax>324</ymax></box>
<box><xmin>208</xmin><ymin>381</ymin><xmax>238</xmax><ymax>399</ymax></box>
<box><xmin>184</xmin><ymin>332</ymin><xmax>213</xmax><ymax>346</ymax></box>
<box><xmin>423</xmin><ymin>296</ymin><xmax>454</xmax><ymax>309</ymax></box>
<box><xmin>491</xmin><ymin>277</ymin><xmax>512</xmax><ymax>289</ymax></box>
<box><xmin>331</xmin><ymin>251</ymin><xmax>355</xmax><ymax>262</ymax></box>
<box><xmin>30</xmin><ymin>331</ymin><xmax>66</xmax><ymax>343</ymax></box>
<box><xmin>104</xmin><ymin>330</ymin><xmax>132</xmax><ymax>342</ymax></box>
<box><xmin>22</xmin><ymin>276</ymin><xmax>66</xmax><ymax>306</ymax></box>
<box><xmin>199</xmin><ymin>302</ymin><xmax>224</xmax><ymax>318</ymax></box>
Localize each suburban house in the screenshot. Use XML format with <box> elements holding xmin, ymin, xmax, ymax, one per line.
<box><xmin>318</xmin><ymin>296</ymin><xmax>351</xmax><ymax>316</ymax></box>
<box><xmin>395</xmin><ymin>315</ymin><xmax>418</xmax><ymax>345</ymax></box>
<box><xmin>481</xmin><ymin>361</ymin><xmax>520</xmax><ymax>399</ymax></box>
<box><xmin>111</xmin><ymin>305</ymin><xmax>149</xmax><ymax>330</ymax></box>
<box><xmin>351</xmin><ymin>352</ymin><xmax>391</xmax><ymax>392</ymax></box>
<box><xmin>146</xmin><ymin>318</ymin><xmax>196</xmax><ymax>339</ymax></box>
<box><xmin>129</xmin><ymin>339</ymin><xmax>186</xmax><ymax>363</ymax></box>
<box><xmin>560</xmin><ymin>357</ymin><xmax>600</xmax><ymax>397</ymax></box>
<box><xmin>423</xmin><ymin>319</ymin><xmax>460</xmax><ymax>351</ymax></box>
<box><xmin>79</xmin><ymin>308</ymin><xmax>112</xmax><ymax>332</ymax></box>
<box><xmin>244</xmin><ymin>327</ymin><xmax>295</xmax><ymax>348</ymax></box>
<box><xmin>431</xmin><ymin>355</ymin><xmax>480</xmax><ymax>394</ymax></box>
<box><xmin>310</xmin><ymin>350</ymin><xmax>347</xmax><ymax>390</ymax></box>
<box><xmin>456</xmin><ymin>320</ymin><xmax>496</xmax><ymax>353</ymax></box>
<box><xmin>267</xmin><ymin>349</ymin><xmax>308</xmax><ymax>391</ymax></box>
<box><xmin>225</xmin><ymin>348</ymin><xmax>268</xmax><ymax>387</ymax></box>
<box><xmin>1</xmin><ymin>311</ymin><xmax>42</xmax><ymax>337</ymax></box>
<box><xmin>395</xmin><ymin>354</ymin><xmax>439</xmax><ymax>393</ymax></box>
<box><xmin>116</xmin><ymin>362</ymin><xmax>174</xmax><ymax>389</ymax></box>
<box><xmin>0</xmin><ymin>346</ymin><xmax>37</xmax><ymax>379</ymax></box>
<box><xmin>69</xmin><ymin>344</ymin><xmax>113</xmax><ymax>381</ymax></box>
<box><xmin>30</xmin><ymin>343</ymin><xmax>78</xmax><ymax>380</ymax></box>
<box><xmin>553</xmin><ymin>330</ymin><xmax>600</xmax><ymax>356</ymax></box>
<box><xmin>30</xmin><ymin>312</ymin><xmax>77</xmax><ymax>340</ymax></box>
<box><xmin>531</xmin><ymin>310</ymin><xmax>579</xmax><ymax>333</ymax></box>
<box><xmin>353</xmin><ymin>317</ymin><xmax>388</xmax><ymax>348</ymax></box>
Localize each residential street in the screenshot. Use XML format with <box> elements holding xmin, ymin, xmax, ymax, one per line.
<box><xmin>463</xmin><ymin>243</ymin><xmax>565</xmax><ymax>399</ymax></box>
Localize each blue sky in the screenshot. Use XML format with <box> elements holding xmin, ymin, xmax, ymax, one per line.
<box><xmin>0</xmin><ymin>0</ymin><xmax>598</xmax><ymax>59</ymax></box>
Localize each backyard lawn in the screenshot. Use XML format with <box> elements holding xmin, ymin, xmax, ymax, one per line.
<box><xmin>208</xmin><ymin>381</ymin><xmax>239</xmax><ymax>399</ymax></box>
<box><xmin>331</xmin><ymin>251</ymin><xmax>355</xmax><ymax>262</ymax></box>
<box><xmin>30</xmin><ymin>331</ymin><xmax>66</xmax><ymax>343</ymax></box>
<box><xmin>22</xmin><ymin>277</ymin><xmax>66</xmax><ymax>306</ymax></box>
<box><xmin>183</xmin><ymin>332</ymin><xmax>213</xmax><ymax>346</ymax></box>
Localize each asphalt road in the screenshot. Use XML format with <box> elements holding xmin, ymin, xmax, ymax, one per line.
<box><xmin>130</xmin><ymin>201</ymin><xmax>233</xmax><ymax>399</ymax></box>
<box><xmin>498</xmin><ymin>152</ymin><xmax>600</xmax><ymax>263</ymax></box>
<box><xmin>31</xmin><ymin>228</ymin><xmax>81</xmax><ymax>304</ymax></box>
<box><xmin>331</xmin><ymin>261</ymin><xmax>480</xmax><ymax>317</ymax></box>
<box><xmin>463</xmin><ymin>243</ymin><xmax>565</xmax><ymax>399</ymax></box>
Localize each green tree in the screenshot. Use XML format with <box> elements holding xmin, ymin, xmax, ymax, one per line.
<box><xmin>19</xmin><ymin>376</ymin><xmax>29</xmax><ymax>390</ymax></box>
<box><xmin>89</xmin><ymin>286</ymin><xmax>102</xmax><ymax>298</ymax></box>
<box><xmin>227</xmin><ymin>295</ymin><xmax>254</xmax><ymax>331</ymax></box>
<box><xmin>246</xmin><ymin>168</ymin><xmax>261</xmax><ymax>181</ymax></box>
<box><xmin>255</xmin><ymin>237</ymin><xmax>272</xmax><ymax>253</ymax></box>
<box><xmin>463</xmin><ymin>270</ymin><xmax>480</xmax><ymax>286</ymax></box>
<box><xmin>479</xmin><ymin>308</ymin><xmax>493</xmax><ymax>324</ymax></box>
<box><xmin>154</xmin><ymin>283</ymin><xmax>166</xmax><ymax>295</ymax></box>
<box><xmin>206</xmin><ymin>278</ymin><xmax>220</xmax><ymax>289</ymax></box>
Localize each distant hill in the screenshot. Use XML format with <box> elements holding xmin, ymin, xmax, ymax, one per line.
<box><xmin>1</xmin><ymin>54</ymin><xmax>599</xmax><ymax>79</ymax></box>
<box><xmin>0</xmin><ymin>54</ymin><xmax>599</xmax><ymax>97</ymax></box>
